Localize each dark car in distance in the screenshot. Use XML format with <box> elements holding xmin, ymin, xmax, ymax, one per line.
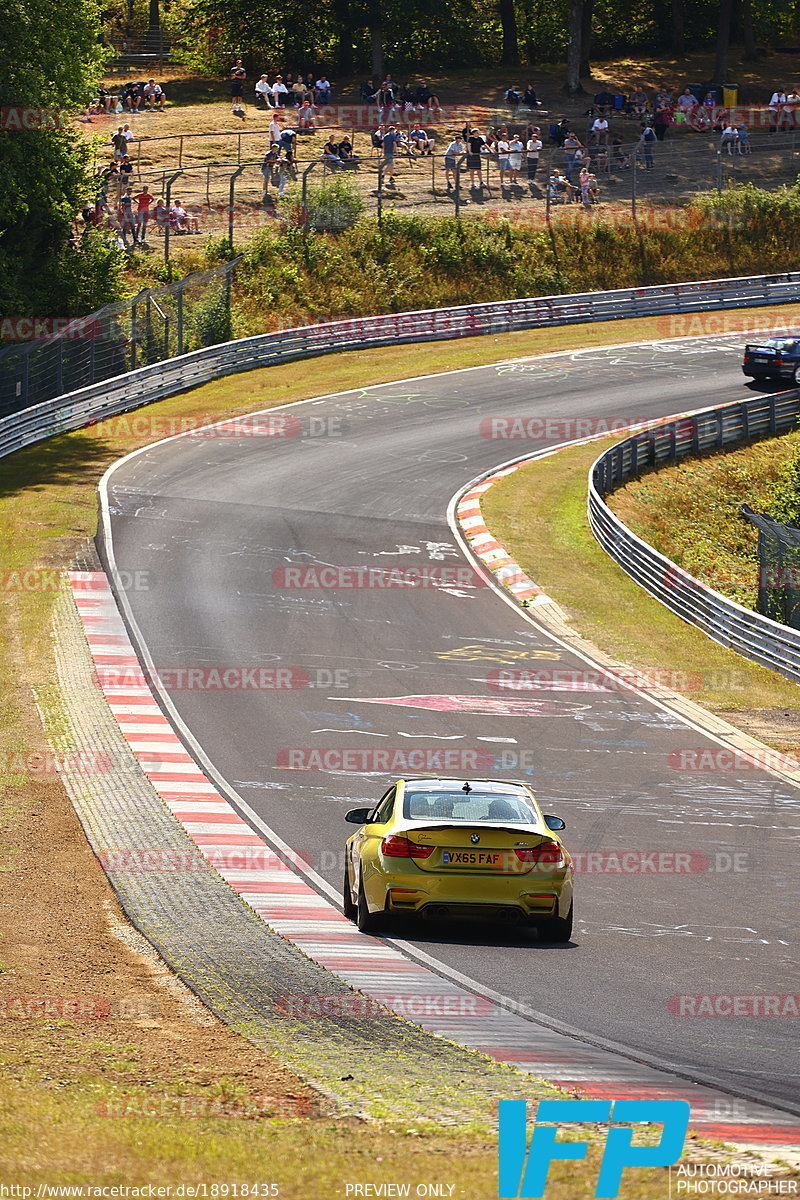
<box><xmin>742</xmin><ymin>338</ymin><xmax>800</xmax><ymax>385</ymax></box>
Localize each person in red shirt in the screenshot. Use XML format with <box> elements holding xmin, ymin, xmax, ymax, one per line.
<box><xmin>135</xmin><ymin>186</ymin><xmax>155</xmax><ymax>244</ymax></box>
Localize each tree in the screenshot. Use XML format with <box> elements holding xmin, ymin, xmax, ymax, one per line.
<box><xmin>580</xmin><ymin>0</ymin><xmax>593</xmax><ymax>78</ymax></box>
<box><xmin>671</xmin><ymin>0</ymin><xmax>685</xmax><ymax>53</ymax></box>
<box><xmin>740</xmin><ymin>0</ymin><xmax>757</xmax><ymax>60</ymax></box>
<box><xmin>714</xmin><ymin>0</ymin><xmax>734</xmax><ymax>82</ymax></box>
<box><xmin>498</xmin><ymin>0</ymin><xmax>520</xmax><ymax>66</ymax></box>
<box><xmin>565</xmin><ymin>0</ymin><xmax>584</xmax><ymax>94</ymax></box>
<box><xmin>0</xmin><ymin>0</ymin><xmax>117</xmax><ymax>319</ymax></box>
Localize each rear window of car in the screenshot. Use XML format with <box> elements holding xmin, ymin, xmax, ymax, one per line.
<box><xmin>404</xmin><ymin>786</ymin><xmax>537</xmax><ymax>823</ymax></box>
<box><xmin>753</xmin><ymin>340</ymin><xmax>799</xmax><ymax>353</ymax></box>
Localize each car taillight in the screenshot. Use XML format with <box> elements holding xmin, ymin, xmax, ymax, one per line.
<box><xmin>381</xmin><ymin>835</ymin><xmax>434</xmax><ymax>858</ymax></box>
<box><xmin>515</xmin><ymin>839</ymin><xmax>564</xmax><ymax>865</ymax></box>
<box><xmin>774</xmin><ymin>357</ymin><xmax>784</xmax><ymax>366</ymax></box>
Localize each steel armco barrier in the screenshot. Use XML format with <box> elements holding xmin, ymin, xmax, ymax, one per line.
<box><xmin>3</xmin><ymin>270</ymin><xmax>800</xmax><ymax>467</ymax></box>
<box><xmin>588</xmin><ymin>389</ymin><xmax>800</xmax><ymax>683</ymax></box>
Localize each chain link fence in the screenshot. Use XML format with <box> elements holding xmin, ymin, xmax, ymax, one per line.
<box><xmin>89</xmin><ymin>122</ymin><xmax>800</xmax><ymax>258</ymax></box>
<box><xmin>740</xmin><ymin>505</ymin><xmax>800</xmax><ymax>630</ymax></box>
<box><xmin>0</xmin><ymin>260</ymin><xmax>237</xmax><ymax>419</ymax></box>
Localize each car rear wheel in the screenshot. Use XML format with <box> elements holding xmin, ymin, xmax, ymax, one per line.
<box><xmin>356</xmin><ymin>875</ymin><xmax>384</xmax><ymax>934</ymax></box>
<box><xmin>794</xmin><ymin>364</ymin><xmax>800</xmax><ymax>385</ymax></box>
<box><xmin>343</xmin><ymin>865</ymin><xmax>357</xmax><ymax>921</ymax></box>
<box><xmin>537</xmin><ymin>902</ymin><xmax>573</xmax><ymax>943</ymax></box>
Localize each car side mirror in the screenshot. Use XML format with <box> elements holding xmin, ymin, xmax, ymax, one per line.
<box><xmin>544</xmin><ymin>814</ymin><xmax>566</xmax><ymax>831</ymax></box>
<box><xmin>345</xmin><ymin>807</ymin><xmax>373</xmax><ymax>824</ymax></box>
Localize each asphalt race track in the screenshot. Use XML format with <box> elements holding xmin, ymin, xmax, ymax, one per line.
<box><xmin>100</xmin><ymin>335</ymin><xmax>799</xmax><ymax>1111</ymax></box>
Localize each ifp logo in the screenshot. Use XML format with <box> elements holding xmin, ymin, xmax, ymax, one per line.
<box><xmin>498</xmin><ymin>1099</ymin><xmax>690</xmax><ymax>1198</ymax></box>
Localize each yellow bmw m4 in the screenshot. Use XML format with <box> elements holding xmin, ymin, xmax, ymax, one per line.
<box><xmin>343</xmin><ymin>777</ymin><xmax>574</xmax><ymax>941</ymax></box>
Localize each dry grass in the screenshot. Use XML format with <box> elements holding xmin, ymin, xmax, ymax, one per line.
<box><xmin>76</xmin><ymin>50</ymin><xmax>800</xmax><ymax>245</ymax></box>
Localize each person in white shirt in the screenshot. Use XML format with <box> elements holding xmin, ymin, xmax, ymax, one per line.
<box><xmin>497</xmin><ymin>133</ymin><xmax>510</xmax><ymax>185</ymax></box>
<box><xmin>507</xmin><ymin>134</ymin><xmax>523</xmax><ymax>181</ymax></box>
<box><xmin>783</xmin><ymin>89</ymin><xmax>800</xmax><ymax>130</ymax></box>
<box><xmin>269</xmin><ymin>114</ymin><xmax>282</xmax><ymax>144</ymax></box>
<box><xmin>769</xmin><ymin>89</ymin><xmax>786</xmax><ymax>131</ymax></box>
<box><xmin>719</xmin><ymin>123</ymin><xmax>738</xmax><ymax>154</ymax></box>
<box><xmin>255</xmin><ymin>75</ymin><xmax>274</xmax><ymax>107</ymax></box>
<box><xmin>443</xmin><ymin>134</ymin><xmax>464</xmax><ymax>188</ymax></box>
<box><xmin>526</xmin><ymin>128</ymin><xmax>542</xmax><ymax>189</ymax></box>
<box><xmin>590</xmin><ymin>116</ymin><xmax>609</xmax><ymax>145</ymax></box>
<box><xmin>271</xmin><ymin>76</ymin><xmax>288</xmax><ymax>106</ymax></box>
<box><xmin>315</xmin><ymin>76</ymin><xmax>332</xmax><ymax>103</ymax></box>
<box><xmin>143</xmin><ymin>80</ymin><xmax>165</xmax><ymax>110</ymax></box>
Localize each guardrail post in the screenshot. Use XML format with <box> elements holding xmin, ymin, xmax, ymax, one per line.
<box><xmin>770</xmin><ymin>395</ymin><xmax>777</xmax><ymax>435</ymax></box>
<box><xmin>178</xmin><ymin>135</ymin><xmax>184</xmax><ymax>169</ymax></box>
<box><xmin>377</xmin><ymin>161</ymin><xmax>385</xmax><ymax>228</ymax></box>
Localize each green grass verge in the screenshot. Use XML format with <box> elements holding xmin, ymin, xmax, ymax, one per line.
<box><xmin>481</xmin><ymin>439</ymin><xmax>800</xmax><ymax>735</ymax></box>
<box><xmin>608</xmin><ymin>430</ymin><xmax>800</xmax><ymax>611</ymax></box>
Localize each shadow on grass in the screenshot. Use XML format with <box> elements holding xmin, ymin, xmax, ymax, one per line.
<box><xmin>0</xmin><ymin>431</ymin><xmax>115</xmax><ymax>499</ymax></box>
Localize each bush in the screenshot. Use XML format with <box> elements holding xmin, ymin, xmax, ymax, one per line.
<box><xmin>288</xmin><ymin>176</ymin><xmax>365</xmax><ymax>233</ymax></box>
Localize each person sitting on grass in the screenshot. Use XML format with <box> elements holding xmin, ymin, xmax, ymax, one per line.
<box><xmin>321</xmin><ymin>136</ymin><xmax>340</xmax><ymax>167</ymax></box>
<box><xmin>523</xmin><ymin>83</ymin><xmax>542</xmax><ymax>109</ymax></box>
<box><xmin>153</xmin><ymin>198</ymin><xmax>169</xmax><ymax>231</ymax></box>
<box><xmin>409</xmin><ymin>122</ymin><xmax>434</xmax><ymax>155</ymax></box>
<box><xmin>338</xmin><ymin>135</ymin><xmax>359</xmax><ymax>168</ymax></box>
<box><xmin>143</xmin><ymin>80</ymin><xmax>166</xmax><ymax>110</ymax></box>
<box><xmin>590</xmin><ymin>114</ymin><xmax>609</xmax><ymax>145</ymax></box>
<box><xmin>505</xmin><ymin>85</ymin><xmax>521</xmax><ymax>113</ymax></box>
<box><xmin>297</xmin><ymin>99</ymin><xmax>317</xmax><ymax>131</ymax></box>
<box><xmin>316</xmin><ymin>74</ymin><xmax>332</xmax><ymax>103</ymax></box>
<box><xmin>416</xmin><ymin>81</ymin><xmax>440</xmax><ymax>112</ymax></box>
<box><xmin>627</xmin><ymin>84</ymin><xmax>648</xmax><ymax>117</ymax></box>
<box><xmin>255</xmin><ymin>75</ymin><xmax>274</xmax><ymax>107</ymax></box>
<box><xmin>271</xmin><ymin>75</ymin><xmax>289</xmax><ymax>106</ymax></box>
